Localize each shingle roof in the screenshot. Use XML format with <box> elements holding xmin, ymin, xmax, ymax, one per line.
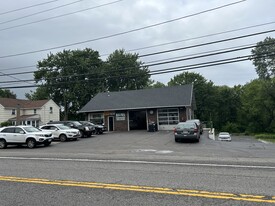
<box><xmin>0</xmin><ymin>98</ymin><xmax>49</xmax><ymax>109</ymax></box>
<box><xmin>79</xmin><ymin>84</ymin><xmax>193</xmax><ymax>113</ymax></box>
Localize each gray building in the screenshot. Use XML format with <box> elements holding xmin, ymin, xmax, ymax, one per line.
<box><xmin>78</xmin><ymin>84</ymin><xmax>196</xmax><ymax>131</ymax></box>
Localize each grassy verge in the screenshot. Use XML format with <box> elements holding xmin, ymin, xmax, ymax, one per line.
<box><xmin>254</xmin><ymin>134</ymin><xmax>275</xmax><ymax>143</ymax></box>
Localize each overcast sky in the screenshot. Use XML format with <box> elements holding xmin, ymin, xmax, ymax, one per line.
<box><xmin>1</xmin><ymin>0</ymin><xmax>275</xmax><ymax>99</ymax></box>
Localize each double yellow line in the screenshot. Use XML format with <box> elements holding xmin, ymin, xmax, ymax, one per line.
<box><xmin>0</xmin><ymin>176</ymin><xmax>274</xmax><ymax>203</ymax></box>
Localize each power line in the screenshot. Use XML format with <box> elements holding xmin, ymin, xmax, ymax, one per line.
<box><xmin>0</xmin><ymin>43</ymin><xmax>258</xmax><ymax>78</ymax></box>
<box><xmin>0</xmin><ymin>0</ymin><xmax>246</xmax><ymax>58</ymax></box>
<box><xmin>139</xmin><ymin>29</ymin><xmax>275</xmax><ymax>58</ymax></box>
<box><xmin>0</xmin><ymin>0</ymin><xmax>124</xmax><ymax>32</ymax></box>
<box><xmin>1</xmin><ymin>38</ymin><xmax>274</xmax><ymax>78</ymax></box>
<box><xmin>0</xmin><ymin>51</ymin><xmax>273</xmax><ymax>86</ymax></box>
<box><xmin>122</xmin><ymin>21</ymin><xmax>275</xmax><ymax>54</ymax></box>
<box><xmin>0</xmin><ymin>0</ymin><xmax>85</xmax><ymax>25</ymax></box>
<box><xmin>0</xmin><ymin>0</ymin><xmax>59</xmax><ymax>16</ymax></box>
<box><xmin>0</xmin><ymin>54</ymin><xmax>266</xmax><ymax>89</ymax></box>
<box><xmin>1</xmin><ymin>19</ymin><xmax>274</xmax><ymax>72</ymax></box>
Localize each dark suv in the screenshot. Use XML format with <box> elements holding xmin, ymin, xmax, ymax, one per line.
<box><xmin>47</xmin><ymin>121</ymin><xmax>93</xmax><ymax>138</ymax></box>
<box><xmin>79</xmin><ymin>121</ymin><xmax>106</xmax><ymax>135</ymax></box>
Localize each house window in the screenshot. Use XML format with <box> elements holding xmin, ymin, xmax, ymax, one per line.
<box><xmin>158</xmin><ymin>108</ymin><xmax>179</xmax><ymax>125</ymax></box>
<box><xmin>11</xmin><ymin>109</ymin><xmax>15</xmax><ymax>115</ymax></box>
<box><xmin>34</xmin><ymin>109</ymin><xmax>37</xmax><ymax>114</ymax></box>
<box><xmin>50</xmin><ymin>107</ymin><xmax>53</xmax><ymax>114</ymax></box>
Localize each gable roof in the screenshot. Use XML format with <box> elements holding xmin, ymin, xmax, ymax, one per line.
<box><xmin>0</xmin><ymin>98</ymin><xmax>49</xmax><ymax>109</ymax></box>
<box><xmin>79</xmin><ymin>84</ymin><xmax>194</xmax><ymax>113</ymax></box>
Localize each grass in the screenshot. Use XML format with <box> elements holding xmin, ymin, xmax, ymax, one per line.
<box><xmin>254</xmin><ymin>134</ymin><xmax>275</xmax><ymax>143</ymax></box>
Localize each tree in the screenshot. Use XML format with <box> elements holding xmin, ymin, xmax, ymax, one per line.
<box><xmin>104</xmin><ymin>49</ymin><xmax>151</xmax><ymax>91</ymax></box>
<box><xmin>147</xmin><ymin>80</ymin><xmax>166</xmax><ymax>88</ymax></box>
<box><xmin>239</xmin><ymin>78</ymin><xmax>275</xmax><ymax>133</ymax></box>
<box><xmin>28</xmin><ymin>48</ymin><xmax>104</xmax><ymax>120</ymax></box>
<box><xmin>168</xmin><ymin>72</ymin><xmax>215</xmax><ymax>123</ymax></box>
<box><xmin>213</xmin><ymin>85</ymin><xmax>242</xmax><ymax>131</ymax></box>
<box><xmin>251</xmin><ymin>37</ymin><xmax>275</xmax><ymax>79</ymax></box>
<box><xmin>0</xmin><ymin>89</ymin><xmax>16</xmax><ymax>99</ymax></box>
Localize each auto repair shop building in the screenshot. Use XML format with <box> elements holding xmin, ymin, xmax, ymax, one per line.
<box><xmin>78</xmin><ymin>84</ymin><xmax>196</xmax><ymax>131</ymax></box>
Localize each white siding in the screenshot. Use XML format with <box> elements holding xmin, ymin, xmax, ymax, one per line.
<box><xmin>37</xmin><ymin>100</ymin><xmax>60</xmax><ymax>124</ymax></box>
<box><xmin>0</xmin><ymin>105</ymin><xmax>16</xmax><ymax>123</ymax></box>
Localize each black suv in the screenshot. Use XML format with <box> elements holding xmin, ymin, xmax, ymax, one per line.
<box><xmin>47</xmin><ymin>121</ymin><xmax>93</xmax><ymax>138</ymax></box>
<box><xmin>79</xmin><ymin>121</ymin><xmax>106</xmax><ymax>135</ymax></box>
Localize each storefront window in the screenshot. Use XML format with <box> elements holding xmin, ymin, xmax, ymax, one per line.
<box><xmin>90</xmin><ymin>113</ymin><xmax>104</xmax><ymax>124</ymax></box>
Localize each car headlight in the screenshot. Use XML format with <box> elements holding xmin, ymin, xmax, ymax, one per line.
<box><xmin>85</xmin><ymin>127</ymin><xmax>89</xmax><ymax>131</ymax></box>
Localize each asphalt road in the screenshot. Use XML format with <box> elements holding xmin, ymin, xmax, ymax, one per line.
<box><xmin>0</xmin><ymin>131</ymin><xmax>275</xmax><ymax>205</ymax></box>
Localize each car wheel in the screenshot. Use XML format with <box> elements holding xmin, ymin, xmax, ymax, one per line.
<box><xmin>59</xmin><ymin>134</ymin><xmax>67</xmax><ymax>142</ymax></box>
<box><xmin>27</xmin><ymin>139</ymin><xmax>36</xmax><ymax>149</ymax></box>
<box><xmin>44</xmin><ymin>142</ymin><xmax>51</xmax><ymax>147</ymax></box>
<box><xmin>0</xmin><ymin>139</ymin><xmax>7</xmax><ymax>149</ymax></box>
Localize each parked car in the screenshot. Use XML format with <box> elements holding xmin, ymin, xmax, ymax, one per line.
<box><xmin>47</xmin><ymin>121</ymin><xmax>93</xmax><ymax>138</ymax></box>
<box><xmin>40</xmin><ymin>124</ymin><xmax>80</xmax><ymax>142</ymax></box>
<box><xmin>185</xmin><ymin>119</ymin><xmax>203</xmax><ymax>134</ymax></box>
<box><xmin>174</xmin><ymin>122</ymin><xmax>200</xmax><ymax>142</ymax></box>
<box><xmin>218</xmin><ymin>132</ymin><xmax>231</xmax><ymax>141</ymax></box>
<box><xmin>0</xmin><ymin>125</ymin><xmax>53</xmax><ymax>149</ymax></box>
<box><xmin>79</xmin><ymin>121</ymin><xmax>106</xmax><ymax>134</ymax></box>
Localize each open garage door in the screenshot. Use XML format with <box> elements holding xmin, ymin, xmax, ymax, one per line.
<box><xmin>129</xmin><ymin>110</ymin><xmax>147</xmax><ymax>130</ymax></box>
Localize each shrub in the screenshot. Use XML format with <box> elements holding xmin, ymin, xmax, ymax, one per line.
<box><xmin>0</xmin><ymin>121</ymin><xmax>12</xmax><ymax>127</ymax></box>
<box><xmin>221</xmin><ymin>122</ymin><xmax>240</xmax><ymax>133</ymax></box>
<box><xmin>254</xmin><ymin>134</ymin><xmax>275</xmax><ymax>140</ymax></box>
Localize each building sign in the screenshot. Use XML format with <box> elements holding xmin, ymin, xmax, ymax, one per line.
<box><xmin>116</xmin><ymin>113</ymin><xmax>125</xmax><ymax>121</ymax></box>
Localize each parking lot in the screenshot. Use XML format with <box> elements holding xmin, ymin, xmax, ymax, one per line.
<box><xmin>1</xmin><ymin>130</ymin><xmax>275</xmax><ymax>165</ymax></box>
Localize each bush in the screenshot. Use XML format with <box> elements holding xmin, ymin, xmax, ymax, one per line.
<box><xmin>254</xmin><ymin>134</ymin><xmax>275</xmax><ymax>140</ymax></box>
<box><xmin>221</xmin><ymin>122</ymin><xmax>241</xmax><ymax>133</ymax></box>
<box><xmin>0</xmin><ymin>121</ymin><xmax>12</xmax><ymax>127</ymax></box>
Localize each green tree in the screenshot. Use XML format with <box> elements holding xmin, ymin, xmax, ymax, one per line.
<box><xmin>213</xmin><ymin>85</ymin><xmax>242</xmax><ymax>131</ymax></box>
<box><xmin>25</xmin><ymin>87</ymin><xmax>48</xmax><ymax>100</ymax></box>
<box><xmin>251</xmin><ymin>37</ymin><xmax>275</xmax><ymax>79</ymax></box>
<box><xmin>104</xmin><ymin>49</ymin><xmax>151</xmax><ymax>91</ymax></box>
<box><xmin>147</xmin><ymin>80</ymin><xmax>166</xmax><ymax>88</ymax></box>
<box><xmin>0</xmin><ymin>89</ymin><xmax>16</xmax><ymax>98</ymax></box>
<box><xmin>168</xmin><ymin>72</ymin><xmax>215</xmax><ymax>123</ymax></box>
<box><xmin>28</xmin><ymin>48</ymin><xmax>104</xmax><ymax>120</ymax></box>
<box><xmin>239</xmin><ymin>78</ymin><xmax>275</xmax><ymax>133</ymax></box>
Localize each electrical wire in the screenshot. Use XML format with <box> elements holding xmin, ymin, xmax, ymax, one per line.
<box><xmin>0</xmin><ymin>0</ymin><xmax>124</xmax><ymax>32</ymax></box>
<box><xmin>0</xmin><ymin>0</ymin><xmax>59</xmax><ymax>16</ymax></box>
<box><xmin>0</xmin><ymin>52</ymin><xmax>273</xmax><ymax>87</ymax></box>
<box><xmin>0</xmin><ymin>0</ymin><xmax>246</xmax><ymax>58</ymax></box>
<box><xmin>0</xmin><ymin>0</ymin><xmax>85</xmax><ymax>25</ymax></box>
<box><xmin>1</xmin><ymin>19</ymin><xmax>274</xmax><ymax>72</ymax></box>
<box><xmin>0</xmin><ymin>42</ymin><xmax>258</xmax><ymax>79</ymax></box>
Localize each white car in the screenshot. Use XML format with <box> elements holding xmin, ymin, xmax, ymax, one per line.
<box><xmin>218</xmin><ymin>132</ymin><xmax>232</xmax><ymax>141</ymax></box>
<box><xmin>0</xmin><ymin>126</ymin><xmax>53</xmax><ymax>149</ymax></box>
<box><xmin>39</xmin><ymin>124</ymin><xmax>80</xmax><ymax>142</ymax></box>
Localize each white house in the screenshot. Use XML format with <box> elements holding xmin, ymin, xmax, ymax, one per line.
<box><xmin>0</xmin><ymin>98</ymin><xmax>60</xmax><ymax>127</ymax></box>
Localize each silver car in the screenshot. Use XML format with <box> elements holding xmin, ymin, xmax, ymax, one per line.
<box><xmin>218</xmin><ymin>132</ymin><xmax>231</xmax><ymax>141</ymax></box>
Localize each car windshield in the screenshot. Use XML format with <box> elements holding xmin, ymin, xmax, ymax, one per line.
<box><xmin>57</xmin><ymin>125</ymin><xmax>71</xmax><ymax>130</ymax></box>
<box><xmin>176</xmin><ymin>123</ymin><xmax>194</xmax><ymax>129</ymax></box>
<box><xmin>220</xmin><ymin>132</ymin><xmax>229</xmax><ymax>135</ymax></box>
<box><xmin>186</xmin><ymin>119</ymin><xmax>200</xmax><ymax>124</ymax></box>
<box><xmin>72</xmin><ymin>121</ymin><xmax>82</xmax><ymax>126</ymax></box>
<box><xmin>23</xmin><ymin>127</ymin><xmax>41</xmax><ymax>132</ymax></box>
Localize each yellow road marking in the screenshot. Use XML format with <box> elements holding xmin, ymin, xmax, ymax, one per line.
<box><xmin>0</xmin><ymin>176</ymin><xmax>274</xmax><ymax>204</ymax></box>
